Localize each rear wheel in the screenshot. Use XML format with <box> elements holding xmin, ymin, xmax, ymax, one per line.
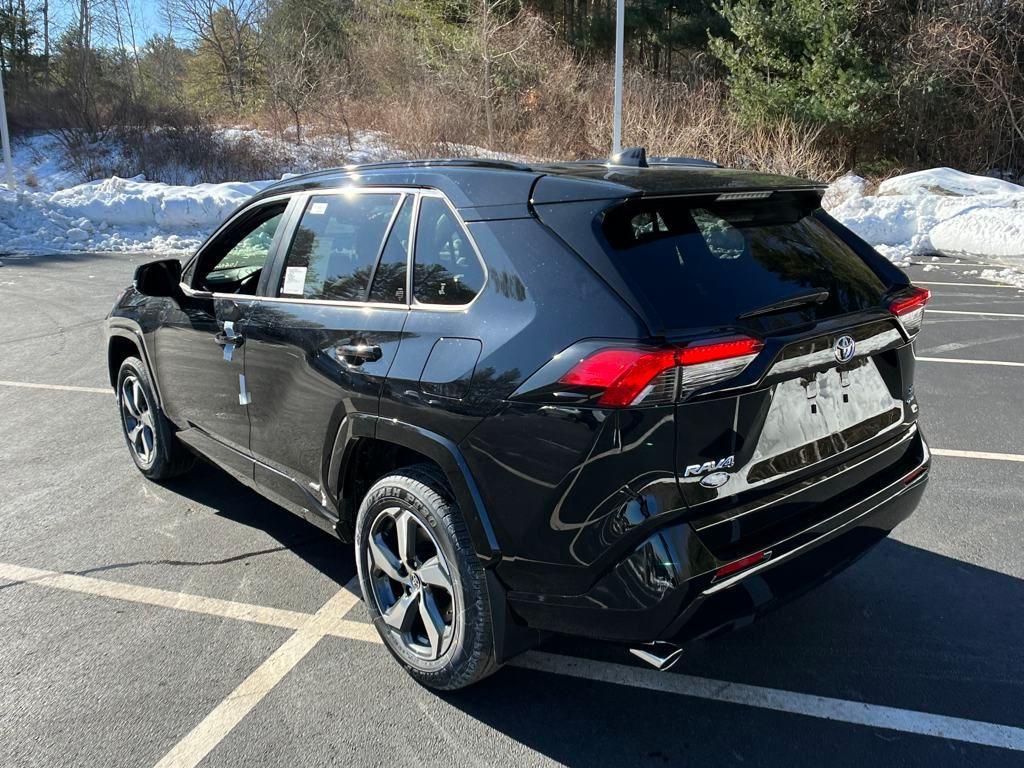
<box><xmin>355</xmin><ymin>465</ymin><xmax>498</xmax><ymax>690</ymax></box>
<box><xmin>116</xmin><ymin>356</ymin><xmax>194</xmax><ymax>481</ymax></box>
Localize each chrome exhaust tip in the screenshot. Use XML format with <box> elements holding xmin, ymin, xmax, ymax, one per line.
<box><xmin>629</xmin><ymin>642</ymin><xmax>684</xmax><ymax>671</ymax></box>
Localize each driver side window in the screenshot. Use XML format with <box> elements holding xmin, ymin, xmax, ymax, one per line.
<box><xmin>193</xmin><ymin>203</ymin><xmax>287</xmax><ymax>294</ymax></box>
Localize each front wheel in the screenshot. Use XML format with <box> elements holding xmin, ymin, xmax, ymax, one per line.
<box><xmin>116</xmin><ymin>356</ymin><xmax>194</xmax><ymax>481</ymax></box>
<box><xmin>355</xmin><ymin>465</ymin><xmax>499</xmax><ymax>690</ymax></box>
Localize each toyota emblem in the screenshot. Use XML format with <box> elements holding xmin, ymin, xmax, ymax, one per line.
<box><xmin>834</xmin><ymin>335</ymin><xmax>856</xmax><ymax>364</ymax></box>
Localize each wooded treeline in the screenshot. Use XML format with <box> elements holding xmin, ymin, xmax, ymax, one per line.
<box><xmin>3</xmin><ymin>0</ymin><xmax>1023</xmax><ymax>180</ymax></box>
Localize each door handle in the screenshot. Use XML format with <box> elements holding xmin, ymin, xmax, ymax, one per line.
<box><xmin>214</xmin><ymin>331</ymin><xmax>245</xmax><ymax>347</ymax></box>
<box><xmin>215</xmin><ymin>320</ymin><xmax>244</xmax><ymax>347</ymax></box>
<box><xmin>338</xmin><ymin>343</ymin><xmax>382</xmax><ymax>363</ymax></box>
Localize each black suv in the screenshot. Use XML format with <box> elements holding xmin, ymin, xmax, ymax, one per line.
<box><xmin>105</xmin><ymin>152</ymin><xmax>931</xmax><ymax>690</ymax></box>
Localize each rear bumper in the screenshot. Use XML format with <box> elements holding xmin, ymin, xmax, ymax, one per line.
<box><xmin>507</xmin><ymin>426</ymin><xmax>930</xmax><ymax>644</ymax></box>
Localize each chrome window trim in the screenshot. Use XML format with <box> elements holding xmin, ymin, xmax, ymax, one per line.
<box><xmin>180</xmin><ymin>184</ymin><xmax>489</xmax><ymax>312</ymax></box>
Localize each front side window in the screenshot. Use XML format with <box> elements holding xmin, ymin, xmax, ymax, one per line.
<box><xmin>279</xmin><ymin>193</ymin><xmax>402</xmax><ymax>301</ymax></box>
<box><xmin>193</xmin><ymin>203</ymin><xmax>286</xmax><ymax>294</ymax></box>
<box><xmin>413</xmin><ymin>196</ymin><xmax>484</xmax><ymax>305</ymax></box>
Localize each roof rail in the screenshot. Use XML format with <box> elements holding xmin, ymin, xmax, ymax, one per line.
<box><xmin>648</xmin><ymin>156</ymin><xmax>721</xmax><ymax>169</ymax></box>
<box><xmin>341</xmin><ymin>157</ymin><xmax>534</xmax><ymax>172</ymax></box>
<box><xmin>599</xmin><ymin>147</ymin><xmax>720</xmax><ymax>169</ymax></box>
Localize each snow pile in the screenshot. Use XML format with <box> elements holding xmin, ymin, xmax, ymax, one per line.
<box><xmin>825</xmin><ymin>167</ymin><xmax>1024</xmax><ymax>265</ymax></box>
<box><xmin>0</xmin><ymin>176</ymin><xmax>275</xmax><ymax>254</ymax></box>
<box><xmin>0</xmin><ymin>129</ymin><xmax>527</xmax><ymax>255</ymax></box>
<box><xmin>49</xmin><ymin>176</ymin><xmax>270</xmax><ymax>229</ymax></box>
<box><xmin>1</xmin><ymin>129</ymin><xmax>1022</xmax><ymax>266</ymax></box>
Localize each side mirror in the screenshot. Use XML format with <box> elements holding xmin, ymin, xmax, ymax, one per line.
<box><xmin>134</xmin><ymin>258</ymin><xmax>182</xmax><ymax>298</ymax></box>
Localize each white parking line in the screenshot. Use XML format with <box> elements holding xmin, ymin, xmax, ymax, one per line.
<box><xmin>917</xmin><ymin>356</ymin><xmax>1024</xmax><ymax>368</ymax></box>
<box><xmin>0</xmin><ymin>380</ymin><xmax>110</xmax><ymax>394</ymax></box>
<box><xmin>0</xmin><ymin>562</ymin><xmax>313</xmax><ymax>630</ymax></box>
<box><xmin>931</xmin><ymin>448</ymin><xmax>1024</xmax><ymax>463</ymax></box>
<box><xmin>154</xmin><ymin>586</ymin><xmax>360</xmax><ymax>768</ymax></box>
<box><xmin>5</xmin><ymin>560</ymin><xmax>1024</xmax><ymax>754</ymax></box>
<box><xmin>910</xmin><ymin>261</ymin><xmax>1010</xmax><ymax>269</ymax></box>
<box><xmin>929</xmin><ymin>309</ymin><xmax>1024</xmax><ymax>319</ymax></box>
<box><xmin>918</xmin><ymin>281</ymin><xmax>1019</xmax><ymax>289</ymax></box>
<box><xmin>516</xmin><ymin>653</ymin><xmax>1024</xmax><ymax>753</ymax></box>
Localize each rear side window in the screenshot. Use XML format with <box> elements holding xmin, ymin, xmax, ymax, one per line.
<box><xmin>279</xmin><ymin>193</ymin><xmax>401</xmax><ymax>301</ymax></box>
<box><xmin>413</xmin><ymin>196</ymin><xmax>484</xmax><ymax>305</ymax></box>
<box><xmin>600</xmin><ymin>196</ymin><xmax>888</xmax><ymax>329</ymax></box>
<box><xmin>369</xmin><ymin>195</ymin><xmax>412</xmax><ymax>304</ymax></box>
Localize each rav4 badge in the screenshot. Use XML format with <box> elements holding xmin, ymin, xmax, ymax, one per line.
<box><xmin>684</xmin><ymin>455</ymin><xmax>735</xmax><ymax>478</ymax></box>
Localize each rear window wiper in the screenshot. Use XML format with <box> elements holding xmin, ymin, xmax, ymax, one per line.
<box><xmin>737</xmin><ymin>288</ymin><xmax>830</xmax><ymax>320</ymax></box>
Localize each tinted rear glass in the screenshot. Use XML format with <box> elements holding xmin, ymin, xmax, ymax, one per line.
<box><xmin>600</xmin><ymin>196</ymin><xmax>888</xmax><ymax>330</ymax></box>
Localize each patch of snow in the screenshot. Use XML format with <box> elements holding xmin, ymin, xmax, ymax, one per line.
<box><xmin>877</xmin><ymin>167</ymin><xmax>1024</xmax><ymax>197</ymax></box>
<box><xmin>980</xmin><ymin>267</ymin><xmax>1024</xmax><ymax>290</ymax></box>
<box><xmin>0</xmin><ymin>177</ymin><xmax>275</xmax><ymax>255</ymax></box>
<box><xmin>0</xmin><ymin>128</ymin><xmax>528</xmax><ymax>255</ymax></box>
<box><xmin>824</xmin><ymin>169</ymin><xmax>1024</xmax><ymax>280</ymax></box>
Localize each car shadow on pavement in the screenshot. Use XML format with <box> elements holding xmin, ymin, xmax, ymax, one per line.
<box><xmin>438</xmin><ymin>540</ymin><xmax>1024</xmax><ymax>767</ymax></box>
<box><xmin>158</xmin><ymin>459</ymin><xmax>357</xmax><ymax>588</ymax></box>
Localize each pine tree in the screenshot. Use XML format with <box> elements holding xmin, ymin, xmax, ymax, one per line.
<box><xmin>710</xmin><ymin>0</ymin><xmax>885</xmax><ymax>132</ymax></box>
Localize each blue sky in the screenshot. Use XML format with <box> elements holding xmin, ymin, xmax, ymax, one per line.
<box><xmin>53</xmin><ymin>0</ymin><xmax>187</xmax><ymax>48</ymax></box>
<box><xmin>118</xmin><ymin>0</ymin><xmax>180</xmax><ymax>45</ymax></box>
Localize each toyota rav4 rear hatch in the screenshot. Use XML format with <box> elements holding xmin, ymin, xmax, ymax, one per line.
<box><xmin>534</xmin><ymin>189</ymin><xmax>928</xmax><ymax>561</ymax></box>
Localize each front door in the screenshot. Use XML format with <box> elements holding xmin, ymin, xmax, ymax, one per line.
<box><xmin>243</xmin><ymin>189</ymin><xmax>413</xmax><ymax>520</ymax></box>
<box><xmin>152</xmin><ymin>200</ymin><xmax>290</xmax><ymax>481</ymax></box>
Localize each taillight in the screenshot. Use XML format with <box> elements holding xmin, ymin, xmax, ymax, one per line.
<box><xmin>890</xmin><ymin>286</ymin><xmax>930</xmax><ymax>335</ymax></box>
<box><xmin>559</xmin><ymin>348</ymin><xmax>678</xmax><ymax>407</ymax></box>
<box><xmin>677</xmin><ymin>337</ymin><xmax>763</xmax><ymax>396</ymax></box>
<box><xmin>558</xmin><ymin>336</ymin><xmax>763</xmax><ymax>407</ymax></box>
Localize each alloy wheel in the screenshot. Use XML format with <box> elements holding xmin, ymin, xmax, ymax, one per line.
<box><xmin>366</xmin><ymin>506</ymin><xmax>457</xmax><ymax>661</ymax></box>
<box><xmin>120</xmin><ymin>374</ymin><xmax>156</xmax><ymax>467</ymax></box>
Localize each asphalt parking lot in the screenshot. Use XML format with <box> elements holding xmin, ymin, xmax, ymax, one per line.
<box><xmin>1</xmin><ymin>251</ymin><xmax>1023</xmax><ymax>767</ymax></box>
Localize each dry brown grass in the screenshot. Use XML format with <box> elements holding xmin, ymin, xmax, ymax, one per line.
<box><xmin>582</xmin><ymin>72</ymin><xmax>843</xmax><ymax>180</ymax></box>
<box><xmin>330</xmin><ymin>12</ymin><xmax>847</xmax><ymax>180</ymax></box>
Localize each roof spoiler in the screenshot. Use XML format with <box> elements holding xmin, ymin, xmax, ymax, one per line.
<box><xmin>607</xmin><ymin>147</ymin><xmax>720</xmax><ymax>169</ymax></box>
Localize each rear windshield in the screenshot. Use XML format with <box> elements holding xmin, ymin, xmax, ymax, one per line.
<box><xmin>599</xmin><ymin>196</ymin><xmax>888</xmax><ymax>330</ymax></box>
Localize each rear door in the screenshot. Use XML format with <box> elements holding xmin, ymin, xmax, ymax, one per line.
<box><xmin>378</xmin><ymin>191</ymin><xmax>488</xmax><ymax>437</ymax></box>
<box><xmin>242</xmin><ymin>188</ymin><xmax>412</xmax><ymax>519</ymax></box>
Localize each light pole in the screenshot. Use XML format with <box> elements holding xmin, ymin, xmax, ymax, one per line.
<box><xmin>0</xmin><ymin>64</ymin><xmax>14</xmax><ymax>190</ymax></box>
<box><xmin>612</xmin><ymin>0</ymin><xmax>624</xmax><ymax>158</ymax></box>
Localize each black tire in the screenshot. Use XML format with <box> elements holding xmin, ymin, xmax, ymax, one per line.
<box><xmin>116</xmin><ymin>356</ymin><xmax>194</xmax><ymax>481</ymax></box>
<box><xmin>355</xmin><ymin>464</ymin><xmax>499</xmax><ymax>690</ymax></box>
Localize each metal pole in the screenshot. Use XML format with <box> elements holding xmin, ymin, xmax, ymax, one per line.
<box><xmin>612</xmin><ymin>0</ymin><xmax>624</xmax><ymax>157</ymax></box>
<box><xmin>0</xmin><ymin>65</ymin><xmax>14</xmax><ymax>190</ymax></box>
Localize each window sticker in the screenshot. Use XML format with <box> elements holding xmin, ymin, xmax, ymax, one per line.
<box><xmin>282</xmin><ymin>265</ymin><xmax>307</xmax><ymax>295</ymax></box>
<box><xmin>308</xmin><ymin>202</ymin><xmax>328</xmax><ymax>215</ymax></box>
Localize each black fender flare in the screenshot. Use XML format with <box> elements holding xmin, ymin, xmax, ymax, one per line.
<box><xmin>106</xmin><ymin>320</ymin><xmax>164</xmax><ymax>408</ymax></box>
<box><xmin>326</xmin><ymin>414</ymin><xmax>502</xmax><ymax>567</ymax></box>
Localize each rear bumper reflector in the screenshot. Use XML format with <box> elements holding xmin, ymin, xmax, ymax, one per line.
<box><xmin>714</xmin><ymin>550</ymin><xmax>771</xmax><ymax>580</ymax></box>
